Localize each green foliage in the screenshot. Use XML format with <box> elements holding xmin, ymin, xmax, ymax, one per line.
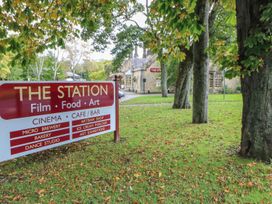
<box><xmin>166</xmin><ymin>56</ymin><xmax>179</xmax><ymax>87</ymax></box>
<box><xmin>153</xmin><ymin>0</ymin><xmax>202</xmax><ymax>44</ymax></box>
<box><xmin>90</xmin><ymin>69</ymin><xmax>107</xmax><ymax>81</ymax></box>
<box><xmin>144</xmin><ymin>1</ymin><xmax>198</xmax><ymax>60</ymax></box>
<box><xmin>0</xmin><ymin>53</ymin><xmax>11</xmax><ymax>79</ymax></box>
<box><xmin>111</xmin><ymin>25</ymin><xmax>143</xmax><ymax>72</ymax></box>
<box><xmin>8</xmin><ymin>63</ymin><xmax>24</xmax><ymax>80</ymax></box>
<box><xmin>78</xmin><ymin>60</ymin><xmax>111</xmax><ymax>81</ymax></box>
<box><xmin>112</xmin><ymin>0</ymin><xmax>199</xmax><ymax>78</ymax></box>
<box><xmin>155</xmin><ymin>0</ymin><xmax>241</xmax><ymax>79</ymax></box>
<box><xmin>0</xmin><ymin>0</ymin><xmax>129</xmax><ymax>65</ymax></box>
<box><xmin>208</xmin><ymin>3</ymin><xmax>240</xmax><ymax>78</ymax></box>
<box><xmin>115</xmin><ymin>0</ymin><xmax>198</xmax><ymax>64</ymax></box>
<box><xmin>240</xmin><ymin>3</ymin><xmax>272</xmax><ymax>75</ymax></box>
<box><xmin>41</xmin><ymin>55</ymin><xmax>65</xmax><ymax>81</ymax></box>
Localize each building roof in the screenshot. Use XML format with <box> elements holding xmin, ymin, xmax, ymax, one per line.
<box><xmin>119</xmin><ymin>55</ymin><xmax>158</xmax><ymax>74</ymax></box>
<box><xmin>131</xmin><ymin>58</ymin><xmax>149</xmax><ymax>70</ymax></box>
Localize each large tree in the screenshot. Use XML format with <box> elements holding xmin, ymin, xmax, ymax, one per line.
<box><xmin>155</xmin><ymin>0</ymin><xmax>209</xmax><ymax>110</ymax></box>
<box><xmin>123</xmin><ymin>0</ymin><xmax>170</xmax><ymax>97</ymax></box>
<box><xmin>209</xmin><ymin>1</ymin><xmax>239</xmax><ymax>79</ymax></box>
<box><xmin>192</xmin><ymin>0</ymin><xmax>210</xmax><ymax>123</ymax></box>
<box><xmin>47</xmin><ymin>48</ymin><xmax>64</xmax><ymax>81</ymax></box>
<box><xmin>64</xmin><ymin>37</ymin><xmax>89</xmax><ymax>80</ymax></box>
<box><xmin>236</xmin><ymin>0</ymin><xmax>272</xmax><ymax>162</ymax></box>
<box><xmin>0</xmin><ymin>0</ymin><xmax>127</xmax><ymax>64</ymax></box>
<box><xmin>173</xmin><ymin>47</ymin><xmax>193</xmax><ymax>109</ymax></box>
<box><xmin>111</xmin><ymin>25</ymin><xmax>143</xmax><ymax>72</ymax></box>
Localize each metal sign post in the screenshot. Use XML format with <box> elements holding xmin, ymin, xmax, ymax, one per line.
<box><xmin>114</xmin><ymin>76</ymin><xmax>120</xmax><ymax>143</ymax></box>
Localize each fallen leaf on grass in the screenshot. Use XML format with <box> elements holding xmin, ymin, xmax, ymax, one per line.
<box><xmin>159</xmin><ymin>172</ymin><xmax>162</xmax><ymax>177</ymax></box>
<box><xmin>39</xmin><ymin>177</ymin><xmax>46</xmax><ymax>184</ymax></box>
<box><xmin>13</xmin><ymin>195</ymin><xmax>22</xmax><ymax>201</ymax></box>
<box><xmin>247</xmin><ymin>162</ymin><xmax>257</xmax><ymax>168</ymax></box>
<box><xmin>247</xmin><ymin>181</ymin><xmax>254</xmax><ymax>188</ymax></box>
<box><xmin>104</xmin><ymin>196</ymin><xmax>111</xmax><ymax>203</ymax></box>
<box><xmin>224</xmin><ymin>188</ymin><xmax>230</xmax><ymax>193</ymax></box>
<box><xmin>213</xmin><ymin>197</ymin><xmax>219</xmax><ymax>202</ymax></box>
<box><xmin>36</xmin><ymin>189</ymin><xmax>46</xmax><ymax>197</ymax></box>
<box><xmin>134</xmin><ymin>172</ymin><xmax>141</xmax><ymax>178</ymax></box>
<box><xmin>267</xmin><ymin>174</ymin><xmax>272</xmax><ymax>181</ymax></box>
<box><xmin>164</xmin><ymin>140</ymin><xmax>172</xmax><ymax>145</ymax></box>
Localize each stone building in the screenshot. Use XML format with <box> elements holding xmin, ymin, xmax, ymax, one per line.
<box><xmin>114</xmin><ymin>48</ymin><xmax>239</xmax><ymax>94</ymax></box>
<box><xmin>122</xmin><ymin>56</ymin><xmax>162</xmax><ymax>93</ymax></box>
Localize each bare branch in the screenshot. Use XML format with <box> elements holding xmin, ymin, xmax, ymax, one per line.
<box><xmin>124</xmin><ymin>16</ymin><xmax>147</xmax><ymax>32</ymax></box>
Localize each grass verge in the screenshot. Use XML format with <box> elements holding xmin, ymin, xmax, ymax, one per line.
<box><xmin>121</xmin><ymin>94</ymin><xmax>242</xmax><ymax>105</ymax></box>
<box><xmin>0</xmin><ymin>97</ymin><xmax>271</xmax><ymax>203</ymax></box>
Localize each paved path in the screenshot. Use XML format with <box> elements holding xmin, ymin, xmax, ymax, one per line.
<box><xmin>121</xmin><ymin>103</ymin><xmax>171</xmax><ymax>107</ymax></box>
<box><xmin>119</xmin><ymin>91</ymin><xmax>141</xmax><ymax>102</ymax></box>
<box><xmin>119</xmin><ymin>91</ymin><xmax>174</xmax><ymax>102</ymax></box>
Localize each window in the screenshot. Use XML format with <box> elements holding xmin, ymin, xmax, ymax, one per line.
<box><xmin>215</xmin><ymin>72</ymin><xmax>223</xmax><ymax>87</ymax></box>
<box><xmin>209</xmin><ymin>71</ymin><xmax>223</xmax><ymax>88</ymax></box>
<box><xmin>156</xmin><ymin>79</ymin><xmax>161</xmax><ymax>87</ymax></box>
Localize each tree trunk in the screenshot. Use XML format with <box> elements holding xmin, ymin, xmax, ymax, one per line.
<box><xmin>173</xmin><ymin>47</ymin><xmax>193</xmax><ymax>109</ymax></box>
<box><xmin>159</xmin><ymin>49</ymin><xmax>168</xmax><ymax>97</ymax></box>
<box><xmin>236</xmin><ymin>0</ymin><xmax>272</xmax><ymax>162</ymax></box>
<box><xmin>181</xmin><ymin>69</ymin><xmax>192</xmax><ymax>109</ymax></box>
<box><xmin>192</xmin><ymin>0</ymin><xmax>210</xmax><ymax>123</ymax></box>
<box><xmin>160</xmin><ymin>60</ymin><xmax>168</xmax><ymax>97</ymax></box>
<box><xmin>53</xmin><ymin>69</ymin><xmax>57</xmax><ymax>81</ymax></box>
<box><xmin>72</xmin><ymin>68</ymin><xmax>76</xmax><ymax>81</ymax></box>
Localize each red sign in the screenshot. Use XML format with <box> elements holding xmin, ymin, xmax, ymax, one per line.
<box><xmin>149</xmin><ymin>67</ymin><xmax>161</xmax><ymax>73</ymax></box>
<box><xmin>10</xmin><ymin>122</ymin><xmax>69</xmax><ymax>138</ymax></box>
<box><xmin>0</xmin><ymin>81</ymin><xmax>119</xmax><ymax>163</ymax></box>
<box><xmin>0</xmin><ymin>82</ymin><xmax>114</xmax><ymax>120</ymax></box>
<box><xmin>11</xmin><ymin>135</ymin><xmax>70</xmax><ymax>155</ymax></box>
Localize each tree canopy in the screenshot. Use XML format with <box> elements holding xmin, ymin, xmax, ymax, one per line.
<box><xmin>0</xmin><ymin>0</ymin><xmax>129</xmax><ymax>64</ymax></box>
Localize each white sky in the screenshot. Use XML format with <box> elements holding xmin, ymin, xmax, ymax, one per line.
<box><xmin>89</xmin><ymin>0</ymin><xmax>147</xmax><ymax>61</ymax></box>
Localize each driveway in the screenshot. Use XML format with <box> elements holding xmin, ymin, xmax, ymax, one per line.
<box><xmin>119</xmin><ymin>91</ymin><xmax>140</xmax><ymax>102</ymax></box>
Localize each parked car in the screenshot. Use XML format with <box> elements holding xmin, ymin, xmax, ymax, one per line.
<box><xmin>118</xmin><ymin>91</ymin><xmax>125</xmax><ymax>99</ymax></box>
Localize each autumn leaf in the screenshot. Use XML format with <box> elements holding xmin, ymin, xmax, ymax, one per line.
<box><xmin>159</xmin><ymin>172</ymin><xmax>162</xmax><ymax>177</ymax></box>
<box><xmin>224</xmin><ymin>188</ymin><xmax>230</xmax><ymax>193</ymax></box>
<box><xmin>13</xmin><ymin>195</ymin><xmax>22</xmax><ymax>201</ymax></box>
<box><xmin>104</xmin><ymin>196</ymin><xmax>111</xmax><ymax>203</ymax></box>
<box><xmin>36</xmin><ymin>189</ymin><xmax>46</xmax><ymax>197</ymax></box>
<box><xmin>247</xmin><ymin>162</ymin><xmax>257</xmax><ymax>168</ymax></box>
<box><xmin>134</xmin><ymin>172</ymin><xmax>141</xmax><ymax>178</ymax></box>
<box><xmin>39</xmin><ymin>177</ymin><xmax>46</xmax><ymax>184</ymax></box>
<box><xmin>247</xmin><ymin>181</ymin><xmax>254</xmax><ymax>188</ymax></box>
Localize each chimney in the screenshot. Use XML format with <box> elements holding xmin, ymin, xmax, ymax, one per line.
<box><xmin>143</xmin><ymin>47</ymin><xmax>147</xmax><ymax>58</ymax></box>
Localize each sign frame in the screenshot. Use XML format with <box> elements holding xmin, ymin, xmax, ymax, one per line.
<box><xmin>0</xmin><ymin>78</ymin><xmax>120</xmax><ymax>163</ymax></box>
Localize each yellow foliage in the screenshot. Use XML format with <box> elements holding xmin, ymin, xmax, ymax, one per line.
<box><xmin>0</xmin><ymin>54</ymin><xmax>11</xmax><ymax>79</ymax></box>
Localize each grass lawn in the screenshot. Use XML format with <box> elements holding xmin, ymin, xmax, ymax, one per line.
<box><xmin>122</xmin><ymin>94</ymin><xmax>242</xmax><ymax>105</ymax></box>
<box><xmin>1</xmin><ymin>96</ymin><xmax>271</xmax><ymax>203</ymax></box>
